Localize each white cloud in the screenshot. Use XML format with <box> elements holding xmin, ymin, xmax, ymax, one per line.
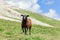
<box><xmin>18</xmin><ymin>1</ymin><xmax>32</xmax><ymax>9</ymax></box>
<box><xmin>54</xmin><ymin>18</ymin><xmax>60</xmax><ymax>21</ymax></box>
<box><xmin>42</xmin><ymin>0</ymin><xmax>54</xmax><ymax>5</ymax></box>
<box><xmin>44</xmin><ymin>9</ymin><xmax>57</xmax><ymax>18</ymax></box>
<box><xmin>6</xmin><ymin>1</ymin><xmax>15</xmax><ymax>6</ymax></box>
<box><xmin>44</xmin><ymin>9</ymin><xmax>60</xmax><ymax>20</ymax></box>
<box><xmin>32</xmin><ymin>0</ymin><xmax>38</xmax><ymax>4</ymax></box>
<box><xmin>5</xmin><ymin>0</ymin><xmax>41</xmax><ymax>13</ymax></box>
<box><xmin>31</xmin><ymin>4</ymin><xmax>41</xmax><ymax>13</ymax></box>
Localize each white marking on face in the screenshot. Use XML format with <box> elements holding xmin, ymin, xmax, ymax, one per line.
<box><xmin>24</xmin><ymin>16</ymin><xmax>26</xmax><ymax>20</ymax></box>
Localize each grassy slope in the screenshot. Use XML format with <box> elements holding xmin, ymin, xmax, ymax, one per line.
<box><xmin>0</xmin><ymin>8</ymin><xmax>60</xmax><ymax>40</ymax></box>
<box><xmin>13</xmin><ymin>8</ymin><xmax>60</xmax><ymax>28</ymax></box>
<box><xmin>0</xmin><ymin>19</ymin><xmax>60</xmax><ymax>40</ymax></box>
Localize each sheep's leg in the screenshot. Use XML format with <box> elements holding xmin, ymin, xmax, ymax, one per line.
<box><xmin>22</xmin><ymin>26</ymin><xmax>24</xmax><ymax>33</ymax></box>
<box><xmin>29</xmin><ymin>27</ymin><xmax>31</xmax><ymax>35</ymax></box>
<box><xmin>25</xmin><ymin>27</ymin><xmax>27</xmax><ymax>35</ymax></box>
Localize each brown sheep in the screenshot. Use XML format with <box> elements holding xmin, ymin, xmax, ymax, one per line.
<box><xmin>21</xmin><ymin>15</ymin><xmax>32</xmax><ymax>35</ymax></box>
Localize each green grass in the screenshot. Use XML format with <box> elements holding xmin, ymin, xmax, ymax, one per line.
<box><xmin>0</xmin><ymin>19</ymin><xmax>60</xmax><ymax>40</ymax></box>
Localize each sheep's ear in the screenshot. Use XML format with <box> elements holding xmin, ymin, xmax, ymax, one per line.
<box><xmin>21</xmin><ymin>15</ymin><xmax>23</xmax><ymax>16</ymax></box>
<box><xmin>27</xmin><ymin>15</ymin><xmax>29</xmax><ymax>17</ymax></box>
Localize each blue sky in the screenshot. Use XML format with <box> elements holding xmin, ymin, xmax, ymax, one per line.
<box><xmin>38</xmin><ymin>0</ymin><xmax>60</xmax><ymax>15</ymax></box>
<box><xmin>38</xmin><ymin>0</ymin><xmax>60</xmax><ymax>19</ymax></box>
<box><xmin>5</xmin><ymin>0</ymin><xmax>60</xmax><ymax>20</ymax></box>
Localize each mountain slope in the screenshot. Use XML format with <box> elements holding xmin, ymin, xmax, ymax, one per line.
<box><xmin>13</xmin><ymin>8</ymin><xmax>60</xmax><ymax>28</ymax></box>
<box><xmin>0</xmin><ymin>0</ymin><xmax>54</xmax><ymax>27</ymax></box>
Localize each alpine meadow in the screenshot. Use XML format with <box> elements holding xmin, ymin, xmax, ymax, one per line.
<box><xmin>0</xmin><ymin>0</ymin><xmax>60</xmax><ymax>40</ymax></box>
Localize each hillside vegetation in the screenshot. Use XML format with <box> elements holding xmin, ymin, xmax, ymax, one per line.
<box><xmin>0</xmin><ymin>1</ymin><xmax>60</xmax><ymax>40</ymax></box>
<box><xmin>0</xmin><ymin>18</ymin><xmax>60</xmax><ymax>40</ymax></box>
